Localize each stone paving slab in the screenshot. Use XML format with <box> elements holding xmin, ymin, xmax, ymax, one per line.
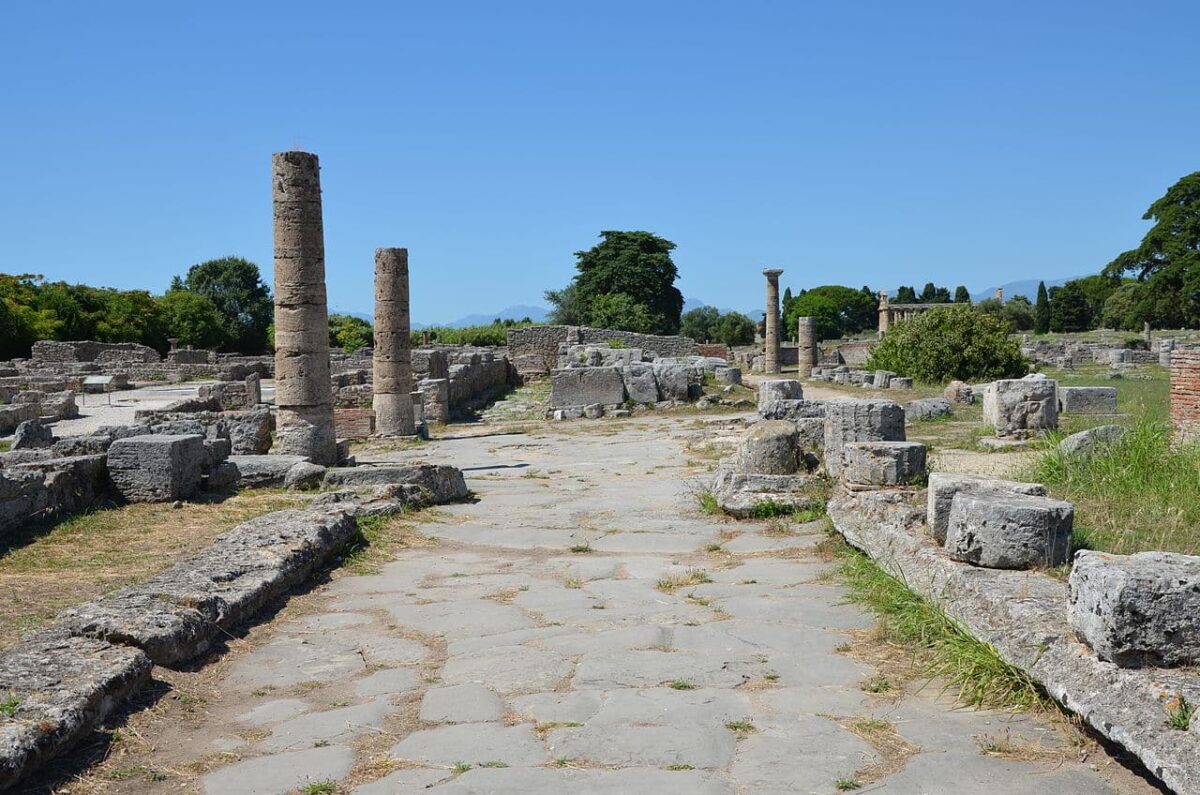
<box><xmin>103</xmin><ymin>416</ymin><xmax>1157</xmax><ymax>795</ymax></box>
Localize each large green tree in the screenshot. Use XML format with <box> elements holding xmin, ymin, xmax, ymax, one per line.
<box><xmin>1102</xmin><ymin>171</ymin><xmax>1200</xmax><ymax>328</ymax></box>
<box><xmin>953</xmin><ymin>285</ymin><xmax>971</xmax><ymax>303</ymax></box>
<box><xmin>328</xmin><ymin>313</ymin><xmax>373</xmax><ymax>352</ymax></box>
<box><xmin>711</xmin><ymin>311</ymin><xmax>756</xmax><ymax>346</ymax></box>
<box><xmin>160</xmin><ymin>290</ymin><xmax>229</xmax><ymax>349</ymax></box>
<box><xmin>783</xmin><ymin>285</ymin><xmax>876</xmax><ymax>341</ymax></box>
<box><xmin>1048</xmin><ymin>282</ymin><xmax>1092</xmax><ymax>333</ymax></box>
<box><xmin>548</xmin><ymin>231</ymin><xmax>683</xmax><ymax>335</ymax></box>
<box><xmin>680</xmin><ymin>306</ymin><xmax>720</xmax><ymax>343</ymax></box>
<box><xmin>895</xmin><ymin>285</ymin><xmax>918</xmax><ymax>303</ymax></box>
<box><xmin>172</xmin><ymin>256</ymin><xmax>273</xmax><ymax>353</ymax></box>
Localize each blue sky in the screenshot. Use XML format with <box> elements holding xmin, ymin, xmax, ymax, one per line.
<box><xmin>2</xmin><ymin>1</ymin><xmax>1197</xmax><ymax>324</ymax></box>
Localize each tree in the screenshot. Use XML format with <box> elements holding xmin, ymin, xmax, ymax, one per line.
<box><xmin>1034</xmin><ymin>281</ymin><xmax>1050</xmax><ymax>334</ymax></box>
<box><xmin>160</xmin><ymin>290</ymin><xmax>229</xmax><ymax>350</ymax></box>
<box><xmin>783</xmin><ymin>285</ymin><xmax>876</xmax><ymax>341</ymax></box>
<box><xmin>328</xmin><ymin>314</ymin><xmax>373</xmax><ymax>352</ymax></box>
<box><xmin>711</xmin><ymin>311</ymin><xmax>756</xmax><ymax>346</ymax></box>
<box><xmin>586</xmin><ymin>293</ymin><xmax>658</xmax><ymax>334</ymax></box>
<box><xmin>680</xmin><ymin>306</ymin><xmax>719</xmax><ymax>343</ymax></box>
<box><xmin>920</xmin><ymin>282</ymin><xmax>937</xmax><ymax>303</ymax></box>
<box><xmin>895</xmin><ymin>285</ymin><xmax>918</xmax><ymax>303</ymax></box>
<box><xmin>976</xmin><ymin>296</ymin><xmax>1035</xmax><ymax>332</ymax></box>
<box><xmin>1048</xmin><ymin>283</ymin><xmax>1092</xmax><ymax>333</ymax></box>
<box><xmin>782</xmin><ymin>287</ymin><xmax>792</xmax><ymax>307</ymax></box>
<box><xmin>1101</xmin><ymin>283</ymin><xmax>1145</xmax><ymax>330</ymax></box>
<box><xmin>867</xmin><ymin>305</ymin><xmax>1026</xmax><ymax>382</ymax></box>
<box><xmin>953</xmin><ymin>285</ymin><xmax>971</xmax><ymax>303</ymax></box>
<box><xmin>174</xmin><ymin>256</ymin><xmax>273</xmax><ymax>353</ymax></box>
<box><xmin>553</xmin><ymin>231</ymin><xmax>683</xmax><ymax>334</ymax></box>
<box><xmin>544</xmin><ymin>284</ymin><xmax>585</xmax><ymax>325</ymax></box>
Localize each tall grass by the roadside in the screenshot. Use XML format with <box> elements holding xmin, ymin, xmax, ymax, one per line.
<box><xmin>1026</xmin><ymin>414</ymin><xmax>1200</xmax><ymax>556</ymax></box>
<box><xmin>834</xmin><ymin>535</ymin><xmax>1051</xmax><ymax>712</ymax></box>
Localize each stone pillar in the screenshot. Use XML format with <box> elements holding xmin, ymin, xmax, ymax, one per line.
<box><xmin>1143</xmin><ymin>321</ymin><xmax>1152</xmax><ymax>345</ymax></box>
<box><xmin>373</xmin><ymin>247</ymin><xmax>415</xmax><ymax>435</ymax></box>
<box><xmin>877</xmin><ymin>291</ymin><xmax>890</xmax><ymax>334</ymax></box>
<box><xmin>762</xmin><ymin>269</ymin><xmax>784</xmax><ymax>374</ymax></box>
<box><xmin>994</xmin><ymin>288</ymin><xmax>1004</xmax><ymax>302</ymax></box>
<box><xmin>796</xmin><ymin>316</ymin><xmax>818</xmax><ymax>378</ymax></box>
<box><xmin>271</xmin><ymin>150</ymin><xmax>337</xmax><ymax>465</ymax></box>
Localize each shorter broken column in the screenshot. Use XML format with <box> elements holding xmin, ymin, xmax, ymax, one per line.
<box><xmin>796</xmin><ymin>316</ymin><xmax>817</xmax><ymax>379</ymax></box>
<box><xmin>823</xmin><ymin>400</ymin><xmax>905</xmax><ymax>478</ymax></box>
<box><xmin>841</xmin><ymin>441</ymin><xmax>926</xmax><ymax>487</ymax></box>
<box><xmin>926</xmin><ymin>472</ymin><xmax>1047</xmax><ymax>544</ymax></box>
<box><xmin>944</xmin><ymin>492</ymin><xmax>1073</xmax><ymax>569</ymax></box>
<box><xmin>373</xmin><ymin>247</ymin><xmax>415</xmax><ymax>436</ymax></box>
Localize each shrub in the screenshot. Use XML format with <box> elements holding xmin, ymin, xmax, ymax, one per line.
<box><xmin>866</xmin><ymin>306</ymin><xmax>1026</xmax><ymax>383</ymax></box>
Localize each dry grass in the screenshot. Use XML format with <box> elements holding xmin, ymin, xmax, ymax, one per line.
<box><xmin>0</xmin><ymin>490</ymin><xmax>308</xmax><ymax>650</ymax></box>
<box><xmin>656</xmin><ymin>568</ymin><xmax>713</xmax><ymax>592</ymax></box>
<box><xmin>833</xmin><ymin>715</ymin><xmax>919</xmax><ymax>785</ymax></box>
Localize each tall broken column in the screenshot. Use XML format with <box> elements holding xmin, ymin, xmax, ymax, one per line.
<box><xmin>797</xmin><ymin>316</ymin><xmax>818</xmax><ymax>379</ymax></box>
<box><xmin>271</xmin><ymin>151</ymin><xmax>338</xmax><ymax>465</ymax></box>
<box><xmin>373</xmin><ymin>247</ymin><xmax>415</xmax><ymax>436</ymax></box>
<box><xmin>763</xmin><ymin>268</ymin><xmax>784</xmax><ymax>374</ymax></box>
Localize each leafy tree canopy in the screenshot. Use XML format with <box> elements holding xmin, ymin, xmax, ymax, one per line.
<box><xmin>173</xmin><ymin>256</ymin><xmax>273</xmax><ymax>353</ymax></box>
<box><xmin>953</xmin><ymin>285</ymin><xmax>971</xmax><ymax>303</ymax></box>
<box><xmin>160</xmin><ymin>290</ymin><xmax>228</xmax><ymax>350</ymax></box>
<box><xmin>711</xmin><ymin>311</ymin><xmax>756</xmax><ymax>347</ymax></box>
<box><xmin>783</xmin><ymin>285</ymin><xmax>876</xmax><ymax>342</ymax></box>
<box><xmin>1034</xmin><ymin>281</ymin><xmax>1050</xmax><ymax>334</ymax></box>
<box><xmin>680</xmin><ymin>306</ymin><xmax>720</xmax><ymax>343</ymax></box>
<box><xmin>328</xmin><ymin>314</ymin><xmax>373</xmax><ymax>352</ymax></box>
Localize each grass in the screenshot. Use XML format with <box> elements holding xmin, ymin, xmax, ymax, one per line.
<box><xmin>1167</xmin><ymin>694</ymin><xmax>1194</xmax><ymax>730</ymax></box>
<box><xmin>667</xmin><ymin>680</ymin><xmax>696</xmax><ymax>690</ymax></box>
<box><xmin>833</xmin><ymin>535</ymin><xmax>1050</xmax><ymax>712</ymax></box>
<box><xmin>0</xmin><ymin>490</ymin><xmax>308</xmax><ymax>650</ymax></box>
<box><xmin>300</xmin><ymin>782</ymin><xmax>338</xmax><ymax>794</ymax></box>
<box><xmin>656</xmin><ymin>568</ymin><xmax>713</xmax><ymax>592</ymax></box>
<box><xmin>0</xmin><ymin>695</ymin><xmax>18</xmax><ymax>717</ymax></box>
<box><xmin>724</xmin><ymin>719</ymin><xmax>756</xmax><ymax>735</ymax></box>
<box><xmin>696</xmin><ymin>489</ymin><xmax>720</xmax><ymax>515</ymax></box>
<box><xmin>1026</xmin><ymin>413</ymin><xmax>1200</xmax><ymax>555</ymax></box>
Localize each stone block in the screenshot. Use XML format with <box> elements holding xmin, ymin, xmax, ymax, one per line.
<box><xmin>322</xmin><ymin>464</ymin><xmax>468</xmax><ymax>505</ymax></box>
<box><xmin>903</xmin><ymin>397</ymin><xmax>952</xmax><ymax>422</ymax></box>
<box><xmin>925</xmin><ymin>472</ymin><xmax>1047</xmax><ymax>544</ymax></box>
<box><xmin>107</xmin><ymin>434</ymin><xmax>205</xmax><ymax>503</ymax></box>
<box><xmin>890</xmin><ymin>377</ymin><xmax>913</xmax><ymax>390</ymax></box>
<box><xmin>873</xmin><ymin>370</ymin><xmax>895</xmax><ymax>389</ymax></box>
<box><xmin>841</xmin><ymin>441</ymin><xmax>926</xmax><ymax>486</ymax></box>
<box><xmin>226</xmin><ymin>454</ymin><xmax>308</xmax><ymax>488</ymax></box>
<box><xmin>822</xmin><ymin>400</ymin><xmax>905</xmax><ymax>477</ymax></box>
<box><xmin>1058</xmin><ymin>386</ymin><xmax>1118</xmax><ymax>414</ymax></box>
<box><xmin>945</xmin><ymin>492</ymin><xmax>1073</xmax><ymax>569</ymax></box>
<box><xmin>284</xmin><ymin>461</ymin><xmax>327</xmax><ymax>490</ymax></box>
<box><xmin>795</xmin><ymin>417</ymin><xmax>825</xmax><ymax>451</ymax></box>
<box><xmin>550</xmin><ymin>367</ymin><xmax>626</xmax><ymax>407</ymax></box>
<box><xmin>711</xmin><ymin>465</ymin><xmax>821</xmax><ymax>518</ymax></box>
<box><xmin>735</xmin><ymin>421</ymin><xmax>800</xmax><ymax>475</ymax></box>
<box><xmin>652</xmin><ymin>363</ymin><xmax>689</xmax><ymax>401</ymax></box>
<box><xmin>1058</xmin><ymin>424</ymin><xmax>1125</xmax><ymax>459</ymax></box>
<box><xmin>621</xmin><ymin>363</ymin><xmax>658</xmax><ymax>404</ymax></box>
<box><xmin>0</xmin><ymin>403</ymin><xmax>38</xmax><ymax>434</ymax></box>
<box><xmin>944</xmin><ymin>380</ymin><xmax>975</xmax><ymax>404</ymax></box>
<box><xmin>1068</xmin><ymin>550</ymin><xmax>1200</xmax><ymax>668</ymax></box>
<box><xmin>758</xmin><ymin>398</ymin><xmax>826</xmax><ymax>421</ymax></box>
<box><xmin>982</xmin><ymin>379</ymin><xmax>1057</xmax><ymax>437</ymax></box>
<box><xmin>12</xmin><ymin>420</ymin><xmax>53</xmax><ymax>450</ymax></box>
<box><xmin>757</xmin><ymin>380</ymin><xmax>803</xmax><ymax>411</ymax></box>
<box><xmin>713</xmin><ymin>366</ymin><xmax>741</xmax><ymax>385</ymax></box>
<box><xmin>583</xmin><ymin>403</ymin><xmax>604</xmax><ymax>419</ymax></box>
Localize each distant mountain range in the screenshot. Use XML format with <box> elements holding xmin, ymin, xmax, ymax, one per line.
<box><xmin>970</xmin><ymin>277</ymin><xmax>1081</xmax><ymax>303</ymax></box>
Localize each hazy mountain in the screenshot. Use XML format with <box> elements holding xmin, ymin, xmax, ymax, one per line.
<box><xmin>410</xmin><ymin>304</ymin><xmax>550</xmax><ymax>329</ymax></box>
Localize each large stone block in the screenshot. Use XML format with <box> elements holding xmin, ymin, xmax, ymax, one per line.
<box><xmin>1069</xmin><ymin>550</ymin><xmax>1200</xmax><ymax>668</ymax></box>
<box><xmin>1058</xmin><ymin>424</ymin><xmax>1125</xmax><ymax>459</ymax></box>
<box><xmin>982</xmin><ymin>379</ymin><xmax>1057</xmax><ymax>437</ymax></box>
<box><xmin>735</xmin><ymin>421</ymin><xmax>800</xmax><ymax>475</ymax></box>
<box><xmin>107</xmin><ymin>434</ymin><xmax>205</xmax><ymax>503</ymax></box>
<box><xmin>652</xmin><ymin>363</ymin><xmax>689</xmax><ymax>401</ymax></box>
<box><xmin>758</xmin><ymin>399</ymin><xmax>826</xmax><ymax>422</ymax></box>
<box><xmin>945</xmin><ymin>492</ymin><xmax>1073</xmax><ymax>569</ymax></box>
<box><xmin>757</xmin><ymin>380</ymin><xmax>803</xmax><ymax>411</ymax></box>
<box><xmin>822</xmin><ymin>400</ymin><xmax>905</xmax><ymax>477</ymax></box>
<box><xmin>1058</xmin><ymin>386</ymin><xmax>1118</xmax><ymax>414</ymax></box>
<box><xmin>12</xmin><ymin>420</ymin><xmax>53</xmax><ymax>450</ymax></box>
<box><xmin>621</xmin><ymin>363</ymin><xmax>658</xmax><ymax>404</ymax></box>
<box><xmin>711</xmin><ymin>465</ymin><xmax>821</xmax><ymax>518</ymax></box>
<box><xmin>925</xmin><ymin>472</ymin><xmax>1047</xmax><ymax>544</ymax></box>
<box><xmin>903</xmin><ymin>397</ymin><xmax>952</xmax><ymax>422</ymax></box>
<box><xmin>841</xmin><ymin>441</ymin><xmax>926</xmax><ymax>486</ymax></box>
<box><xmin>322</xmin><ymin>463</ymin><xmax>468</xmax><ymax>505</ymax></box>
<box><xmin>713</xmin><ymin>366</ymin><xmax>741</xmax><ymax>385</ymax></box>
<box><xmin>550</xmin><ymin>367</ymin><xmax>626</xmax><ymax>407</ymax></box>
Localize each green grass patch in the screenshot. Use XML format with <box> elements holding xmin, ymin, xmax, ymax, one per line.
<box><xmin>1026</xmin><ymin>414</ymin><xmax>1200</xmax><ymax>555</ymax></box>
<box><xmin>833</xmin><ymin>537</ymin><xmax>1050</xmax><ymax>711</ymax></box>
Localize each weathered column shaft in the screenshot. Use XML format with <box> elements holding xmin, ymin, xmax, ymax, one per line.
<box><xmin>797</xmin><ymin>316</ymin><xmax>818</xmax><ymax>378</ymax></box>
<box><xmin>373</xmin><ymin>247</ymin><xmax>415</xmax><ymax>435</ymax></box>
<box><xmin>271</xmin><ymin>150</ymin><xmax>337</xmax><ymax>464</ymax></box>
<box><xmin>763</xmin><ymin>269</ymin><xmax>784</xmax><ymax>374</ymax></box>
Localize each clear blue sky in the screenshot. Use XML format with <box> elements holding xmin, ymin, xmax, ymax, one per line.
<box><xmin>2</xmin><ymin>1</ymin><xmax>1197</xmax><ymax>324</ymax></box>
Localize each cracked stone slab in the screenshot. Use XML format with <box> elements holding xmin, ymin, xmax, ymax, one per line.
<box><xmin>420</xmin><ymin>683</ymin><xmax>507</xmax><ymax>723</ymax></box>
<box><xmin>389</xmin><ymin>723</ymin><xmax>549</xmax><ymax>767</ymax></box>
<box><xmin>201</xmin><ymin>745</ymin><xmax>355</xmax><ymax>795</ymax></box>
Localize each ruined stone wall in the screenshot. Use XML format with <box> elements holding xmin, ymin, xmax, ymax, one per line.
<box><xmin>508</xmin><ymin>326</ymin><xmax>700</xmax><ymax>375</ymax></box>
<box><xmin>31</xmin><ymin>340</ymin><xmax>160</xmax><ymax>364</ymax></box>
<box><xmin>167</xmin><ymin>349</ymin><xmax>217</xmax><ymax>365</ymax></box>
<box><xmin>1170</xmin><ymin>347</ymin><xmax>1200</xmax><ymax>442</ymax></box>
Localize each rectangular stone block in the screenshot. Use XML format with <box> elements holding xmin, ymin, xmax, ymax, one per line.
<box><xmin>945</xmin><ymin>492</ymin><xmax>1072</xmax><ymax>569</ymax></box>
<box><xmin>982</xmin><ymin>378</ymin><xmax>1057</xmax><ymax>437</ymax></box>
<box><xmin>926</xmin><ymin>472</ymin><xmax>1047</xmax><ymax>544</ymax></box>
<box><xmin>1057</xmin><ymin>386</ymin><xmax>1118</xmax><ymax>414</ymax></box>
<box><xmin>107</xmin><ymin>434</ymin><xmax>205</xmax><ymax>503</ymax></box>
<box><xmin>621</xmin><ymin>363</ymin><xmax>658</xmax><ymax>404</ymax></box>
<box><xmin>822</xmin><ymin>400</ymin><xmax>905</xmax><ymax>477</ymax></box>
<box><xmin>841</xmin><ymin>441</ymin><xmax>926</xmax><ymax>486</ymax></box>
<box><xmin>1069</xmin><ymin>550</ymin><xmax>1200</xmax><ymax>668</ymax></box>
<box><xmin>550</xmin><ymin>367</ymin><xmax>626</xmax><ymax>408</ymax></box>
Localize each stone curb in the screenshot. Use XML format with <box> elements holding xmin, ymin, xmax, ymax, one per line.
<box><xmin>828</xmin><ymin>489</ymin><xmax>1200</xmax><ymax>795</ymax></box>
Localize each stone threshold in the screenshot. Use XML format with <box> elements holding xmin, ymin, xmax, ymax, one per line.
<box><xmin>827</xmin><ymin>489</ymin><xmax>1200</xmax><ymax>795</ymax></box>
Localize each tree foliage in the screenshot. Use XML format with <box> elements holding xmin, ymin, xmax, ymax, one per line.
<box><xmin>866</xmin><ymin>305</ymin><xmax>1027</xmax><ymax>383</ymax></box>
<box><xmin>160</xmin><ymin>290</ymin><xmax>228</xmax><ymax>349</ymax></box>
<box><xmin>895</xmin><ymin>285</ymin><xmax>917</xmax><ymax>303</ymax></box>
<box><xmin>328</xmin><ymin>314</ymin><xmax>373</xmax><ymax>352</ymax></box>
<box><xmin>783</xmin><ymin>285</ymin><xmax>876</xmax><ymax>342</ymax></box>
<box><xmin>547</xmin><ymin>231</ymin><xmax>683</xmax><ymax>334</ymax></box>
<box><xmin>1034</xmin><ymin>281</ymin><xmax>1050</xmax><ymax>334</ymax></box>
<box><xmin>172</xmin><ymin>256</ymin><xmax>273</xmax><ymax>353</ymax></box>
<box><xmin>953</xmin><ymin>285</ymin><xmax>971</xmax><ymax>303</ymax></box>
<box><xmin>680</xmin><ymin>306</ymin><xmax>720</xmax><ymax>342</ymax></box>
<box><xmin>710</xmin><ymin>311</ymin><xmax>756</xmax><ymax>346</ymax></box>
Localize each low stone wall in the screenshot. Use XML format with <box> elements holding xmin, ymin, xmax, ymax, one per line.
<box><xmin>828</xmin><ymin>490</ymin><xmax>1200</xmax><ymax>795</ymax></box>
<box><xmin>31</xmin><ymin>340</ymin><xmax>160</xmax><ymax>364</ymax></box>
<box><xmin>508</xmin><ymin>326</ymin><xmax>700</xmax><ymax>375</ymax></box>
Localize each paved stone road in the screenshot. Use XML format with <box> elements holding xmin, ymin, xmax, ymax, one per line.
<box><xmin>114</xmin><ymin>415</ymin><xmax>1154</xmax><ymax>795</ymax></box>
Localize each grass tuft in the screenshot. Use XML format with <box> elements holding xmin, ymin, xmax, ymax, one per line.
<box><xmin>1166</xmin><ymin>694</ymin><xmax>1194</xmax><ymax>731</ymax></box>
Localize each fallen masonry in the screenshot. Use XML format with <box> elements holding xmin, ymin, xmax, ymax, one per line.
<box><xmin>0</xmin><ymin>462</ymin><xmax>469</xmax><ymax>786</ymax></box>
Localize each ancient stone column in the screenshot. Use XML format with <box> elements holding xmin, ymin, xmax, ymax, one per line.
<box><xmin>373</xmin><ymin>247</ymin><xmax>415</xmax><ymax>435</ymax></box>
<box><xmin>271</xmin><ymin>150</ymin><xmax>337</xmax><ymax>465</ymax></box>
<box><xmin>763</xmin><ymin>269</ymin><xmax>784</xmax><ymax>374</ymax></box>
<box><xmin>796</xmin><ymin>316</ymin><xmax>818</xmax><ymax>378</ymax></box>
